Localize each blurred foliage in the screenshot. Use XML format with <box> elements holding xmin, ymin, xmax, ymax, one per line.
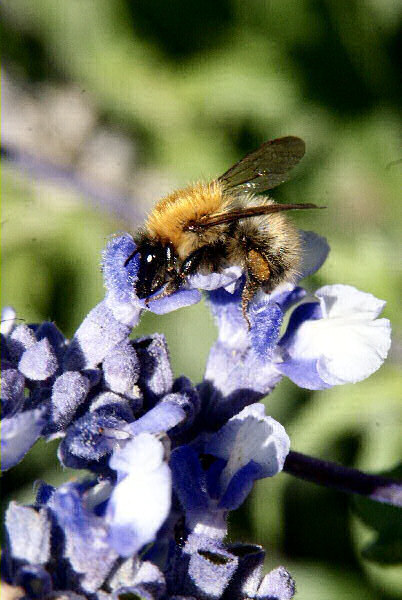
<box><xmin>353</xmin><ymin>470</ymin><xmax>402</xmax><ymax>565</ymax></box>
<box><xmin>1</xmin><ymin>1</ymin><xmax>401</xmax><ymax>598</ymax></box>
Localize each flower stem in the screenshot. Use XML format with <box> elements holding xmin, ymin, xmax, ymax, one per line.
<box><xmin>283</xmin><ymin>451</ymin><xmax>402</xmax><ymax>508</ymax></box>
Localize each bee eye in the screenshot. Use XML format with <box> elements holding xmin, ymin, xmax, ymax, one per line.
<box><xmin>135</xmin><ymin>243</ymin><xmax>166</xmax><ymax>299</ymax></box>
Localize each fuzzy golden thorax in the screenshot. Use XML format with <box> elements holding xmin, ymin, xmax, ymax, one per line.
<box><xmin>145</xmin><ymin>181</ymin><xmax>230</xmax><ymax>259</ymax></box>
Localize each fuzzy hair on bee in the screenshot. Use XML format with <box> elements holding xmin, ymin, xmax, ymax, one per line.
<box><xmin>127</xmin><ymin>136</ymin><xmax>321</xmax><ymax>324</ymax></box>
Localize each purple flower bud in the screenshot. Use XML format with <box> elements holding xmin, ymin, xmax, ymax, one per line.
<box><xmin>183</xmin><ymin>534</ymin><xmax>239</xmax><ymax>599</ymax></box>
<box><xmin>225</xmin><ymin>543</ymin><xmax>265</xmax><ymax>598</ymax></box>
<box><xmin>1</xmin><ymin>368</ymin><xmax>25</xmax><ymax>417</ymax></box>
<box><xmin>1</xmin><ymin>306</ymin><xmax>17</xmax><ymax>336</ymax></box>
<box><xmin>58</xmin><ymin>412</ymin><xmax>129</xmax><ymax>469</ymax></box>
<box><xmin>108</xmin><ymin>557</ymin><xmax>165</xmax><ymax>596</ymax></box>
<box><xmin>7</xmin><ymin>324</ymin><xmax>37</xmax><ymax>363</ymax></box>
<box><xmin>35</xmin><ymin>321</ymin><xmax>66</xmax><ymax>363</ymax></box>
<box><xmin>5</xmin><ymin>503</ymin><xmax>51</xmax><ymax>564</ymax></box>
<box><xmin>102</xmin><ymin>341</ymin><xmax>140</xmax><ymax>397</ymax></box>
<box><xmin>90</xmin><ymin>391</ymin><xmax>138</xmax><ymax>421</ymax></box>
<box><xmin>19</xmin><ymin>338</ymin><xmax>58</xmax><ymax>381</ymax></box>
<box><xmin>51</xmin><ymin>371</ymin><xmax>90</xmax><ymax>430</ymax></box>
<box><xmin>134</xmin><ymin>334</ymin><xmax>173</xmax><ymax>403</ymax></box>
<box><xmin>64</xmin><ymin>301</ymin><xmax>131</xmax><ymax>370</ymax></box>
<box><xmin>257</xmin><ymin>566</ymin><xmax>296</xmax><ymax>599</ymax></box>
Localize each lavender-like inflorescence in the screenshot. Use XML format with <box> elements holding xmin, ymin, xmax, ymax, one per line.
<box><xmin>1</xmin><ymin>230</ymin><xmax>391</xmax><ymax>599</ymax></box>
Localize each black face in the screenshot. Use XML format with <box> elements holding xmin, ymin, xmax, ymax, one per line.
<box><xmin>135</xmin><ymin>241</ymin><xmax>168</xmax><ymax>299</ymax></box>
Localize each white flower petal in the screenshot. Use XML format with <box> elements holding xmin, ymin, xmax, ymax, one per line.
<box><xmin>316</xmin><ymin>284</ymin><xmax>386</xmax><ymax>320</ymax></box>
<box><xmin>107</xmin><ymin>433</ymin><xmax>172</xmax><ymax>556</ymax></box>
<box><xmin>207</xmin><ymin>404</ymin><xmax>290</xmax><ymax>492</ymax></box>
<box><xmin>1</xmin><ymin>306</ymin><xmax>17</xmax><ymax>336</ymax></box>
<box><xmin>286</xmin><ymin>285</ymin><xmax>391</xmax><ymax>386</ymax></box>
<box><xmin>316</xmin><ymin>318</ymin><xmax>391</xmax><ymax>385</ymax></box>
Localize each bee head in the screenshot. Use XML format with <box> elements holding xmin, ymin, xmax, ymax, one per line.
<box><xmin>135</xmin><ymin>240</ymin><xmax>169</xmax><ymax>299</ymax></box>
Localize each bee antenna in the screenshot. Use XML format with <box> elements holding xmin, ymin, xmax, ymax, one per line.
<box><xmin>124</xmin><ymin>248</ymin><xmax>140</xmax><ymax>267</ymax></box>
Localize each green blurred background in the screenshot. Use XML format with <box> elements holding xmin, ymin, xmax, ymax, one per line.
<box><xmin>1</xmin><ymin>1</ymin><xmax>401</xmax><ymax>598</ymax></box>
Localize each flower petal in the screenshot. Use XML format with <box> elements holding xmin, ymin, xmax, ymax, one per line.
<box><xmin>188</xmin><ymin>266</ymin><xmax>243</xmax><ymax>292</ymax></box>
<box><xmin>249</xmin><ymin>300</ymin><xmax>283</xmax><ymax>362</ymax></box>
<box><xmin>277</xmin><ymin>285</ymin><xmax>391</xmax><ymax>387</ymax></box>
<box><xmin>51</xmin><ymin>482</ymin><xmax>118</xmax><ymax>593</ymax></box>
<box><xmin>1</xmin><ymin>306</ymin><xmax>17</xmax><ymax>336</ymax></box>
<box><xmin>206</xmin><ymin>403</ymin><xmax>290</xmax><ymax>500</ymax></box>
<box><xmin>207</xmin><ymin>284</ymin><xmax>248</xmax><ymax>350</ymax></box>
<box><xmin>1</xmin><ymin>409</ymin><xmax>46</xmax><ymax>471</ymax></box>
<box><xmin>126</xmin><ymin>400</ymin><xmax>186</xmax><ymax>437</ymax></box>
<box><xmin>147</xmin><ymin>288</ymin><xmax>201</xmax><ymax>315</ymax></box>
<box><xmin>170</xmin><ymin>445</ymin><xmax>209</xmax><ymax>513</ymax></box>
<box><xmin>103</xmin><ymin>234</ymin><xmax>143</xmax><ymax>327</ymax></box>
<box><xmin>107</xmin><ymin>433</ymin><xmax>172</xmax><ymax>557</ymax></box>
<box><xmin>298</xmin><ymin>230</ymin><xmax>330</xmax><ymax>280</ymax></box>
<box><xmin>103</xmin><ymin>233</ymin><xmax>203</xmax><ymax>321</ymax></box>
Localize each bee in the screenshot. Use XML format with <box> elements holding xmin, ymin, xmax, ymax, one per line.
<box><xmin>126</xmin><ymin>136</ymin><xmax>320</xmax><ymax>323</ymax></box>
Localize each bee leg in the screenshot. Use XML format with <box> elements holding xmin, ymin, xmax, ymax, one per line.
<box><xmin>241</xmin><ymin>276</ymin><xmax>259</xmax><ymax>330</ymax></box>
<box><xmin>146</xmin><ymin>246</ymin><xmax>213</xmax><ymax>305</ymax></box>
<box><xmin>179</xmin><ymin>246</ymin><xmax>209</xmax><ymax>278</ymax></box>
<box><xmin>243</xmin><ymin>249</ymin><xmax>271</xmax><ymax>329</ymax></box>
<box><xmin>145</xmin><ymin>278</ymin><xmax>181</xmax><ymax>305</ymax></box>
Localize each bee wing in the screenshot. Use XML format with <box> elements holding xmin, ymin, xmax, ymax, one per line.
<box><xmin>191</xmin><ymin>202</ymin><xmax>321</xmax><ymax>230</ymax></box>
<box><xmin>217</xmin><ymin>136</ymin><xmax>305</xmax><ymax>194</ymax></box>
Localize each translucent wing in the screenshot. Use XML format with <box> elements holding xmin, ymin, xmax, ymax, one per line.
<box><xmin>186</xmin><ymin>202</ymin><xmax>321</xmax><ymax>231</ymax></box>
<box><xmin>217</xmin><ymin>136</ymin><xmax>305</xmax><ymax>194</ymax></box>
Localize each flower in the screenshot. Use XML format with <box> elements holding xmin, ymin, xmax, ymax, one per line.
<box><xmin>274</xmin><ymin>284</ymin><xmax>392</xmax><ymax>390</ymax></box>
<box><xmin>170</xmin><ymin>403</ymin><xmax>290</xmax><ymax>540</ymax></box>
<box><xmin>1</xmin><ymin>230</ymin><xmax>392</xmax><ymax>599</ymax></box>
<box><xmin>107</xmin><ymin>433</ymin><xmax>172</xmax><ymax>557</ymax></box>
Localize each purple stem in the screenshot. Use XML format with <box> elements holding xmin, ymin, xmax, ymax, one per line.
<box><xmin>2</xmin><ymin>143</ymin><xmax>143</xmax><ymax>225</ymax></box>
<box><xmin>284</xmin><ymin>451</ymin><xmax>402</xmax><ymax>508</ymax></box>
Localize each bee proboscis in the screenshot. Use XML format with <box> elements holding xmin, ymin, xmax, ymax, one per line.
<box><xmin>127</xmin><ymin>136</ymin><xmax>321</xmax><ymax>323</ymax></box>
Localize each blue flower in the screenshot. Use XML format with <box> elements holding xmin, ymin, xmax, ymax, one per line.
<box><xmin>1</xmin><ymin>409</ymin><xmax>47</xmax><ymax>472</ymax></box>
<box><xmin>1</xmin><ymin>227</ymin><xmax>392</xmax><ymax>600</ymax></box>
<box><xmin>170</xmin><ymin>403</ymin><xmax>289</xmax><ymax>539</ymax></box>
<box><xmin>107</xmin><ymin>433</ymin><xmax>172</xmax><ymax>557</ymax></box>
<box><xmin>102</xmin><ymin>234</ymin><xmax>202</xmax><ymax>325</ymax></box>
<box><xmin>274</xmin><ymin>284</ymin><xmax>392</xmax><ymax>390</ymax></box>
